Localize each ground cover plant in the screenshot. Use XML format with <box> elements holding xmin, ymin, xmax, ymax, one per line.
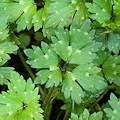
<box><xmin>0</xmin><ymin>0</ymin><xmax>120</xmax><ymax>120</ymax></box>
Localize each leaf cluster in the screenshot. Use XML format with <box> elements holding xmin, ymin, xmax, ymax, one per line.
<box><xmin>0</xmin><ymin>0</ymin><xmax>120</xmax><ymax>120</ymax></box>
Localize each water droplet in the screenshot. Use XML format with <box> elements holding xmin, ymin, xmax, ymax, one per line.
<box><xmin>55</xmin><ymin>11</ymin><xmax>59</xmax><ymax>14</ymax></box>
<box><xmin>44</xmin><ymin>54</ymin><xmax>49</xmax><ymax>59</ymax></box>
<box><xmin>26</xmin><ymin>20</ymin><xmax>29</xmax><ymax>23</ymax></box>
<box><xmin>77</xmin><ymin>29</ymin><xmax>81</xmax><ymax>32</ymax></box>
<box><xmin>76</xmin><ymin>50</ymin><xmax>81</xmax><ymax>53</ymax></box>
<box><xmin>85</xmin><ymin>73</ymin><xmax>89</xmax><ymax>76</ymax></box>
<box><xmin>88</xmin><ymin>51</ymin><xmax>92</xmax><ymax>55</ymax></box>
<box><xmin>49</xmin><ymin>75</ymin><xmax>51</xmax><ymax>79</ymax></box>
<box><xmin>70</xmin><ymin>87</ymin><xmax>72</xmax><ymax>91</ymax></box>
<box><xmin>6</xmin><ymin>103</ymin><xmax>10</xmax><ymax>107</ymax></box>
<box><xmin>60</xmin><ymin>18</ymin><xmax>64</xmax><ymax>21</ymax></box>
<box><xmin>58</xmin><ymin>41</ymin><xmax>63</xmax><ymax>44</ymax></box>
<box><xmin>96</xmin><ymin>13</ymin><xmax>98</xmax><ymax>15</ymax></box>
<box><xmin>113</xmin><ymin>110</ymin><xmax>117</xmax><ymax>114</ymax></box>
<box><xmin>13</xmin><ymin>86</ymin><xmax>17</xmax><ymax>89</ymax></box>
<box><xmin>0</xmin><ymin>32</ymin><xmax>3</xmax><ymax>34</ymax></box>
<box><xmin>112</xmin><ymin>63</ymin><xmax>116</xmax><ymax>68</ymax></box>
<box><xmin>102</xmin><ymin>8</ymin><xmax>106</xmax><ymax>12</ymax></box>
<box><xmin>84</xmin><ymin>32</ymin><xmax>88</xmax><ymax>35</ymax></box>
<box><xmin>8</xmin><ymin>111</ymin><xmax>12</xmax><ymax>115</ymax></box>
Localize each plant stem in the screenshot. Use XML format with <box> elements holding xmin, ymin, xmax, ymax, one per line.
<box><xmin>43</xmin><ymin>87</ymin><xmax>54</xmax><ymax>120</ymax></box>
<box><xmin>18</xmin><ymin>49</ymin><xmax>35</xmax><ymax>80</ymax></box>
<box><xmin>89</xmin><ymin>84</ymin><xmax>116</xmax><ymax>110</ymax></box>
<box><xmin>63</xmin><ymin>110</ymin><xmax>71</xmax><ymax>120</ymax></box>
<box><xmin>43</xmin><ymin>87</ymin><xmax>60</xmax><ymax>120</ymax></box>
<box><xmin>72</xmin><ymin>100</ymin><xmax>75</xmax><ymax>112</ymax></box>
<box><xmin>18</xmin><ymin>49</ymin><xmax>44</xmax><ymax>97</ymax></box>
<box><xmin>96</xmin><ymin>84</ymin><xmax>116</xmax><ymax>103</ymax></box>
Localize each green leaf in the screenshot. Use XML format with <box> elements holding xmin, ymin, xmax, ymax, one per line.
<box><xmin>0</xmin><ymin>0</ymin><xmax>37</xmax><ymax>34</ymax></box>
<box><xmin>103</xmin><ymin>55</ymin><xmax>120</xmax><ymax>86</ymax></box>
<box><xmin>70</xmin><ymin>19</ymin><xmax>95</xmax><ymax>50</ymax></box>
<box><xmin>69</xmin><ymin>113</ymin><xmax>79</xmax><ymax>120</ymax></box>
<box><xmin>89</xmin><ymin>111</ymin><xmax>103</xmax><ymax>120</ymax></box>
<box><xmin>79</xmin><ymin>108</ymin><xmax>89</xmax><ymax>120</ymax></box>
<box><xmin>0</xmin><ymin>42</ymin><xmax>18</xmax><ymax>66</ymax></box>
<box><xmin>0</xmin><ymin>67</ymin><xmax>14</xmax><ymax>85</ymax></box>
<box><xmin>0</xmin><ymin>71</ymin><xmax>44</xmax><ymax>120</ymax></box>
<box><xmin>104</xmin><ymin>93</ymin><xmax>120</xmax><ymax>120</ymax></box>
<box><xmin>32</xmin><ymin>8</ymin><xmax>43</xmax><ymax>32</ymax></box>
<box><xmin>85</xmin><ymin>0</ymin><xmax>112</xmax><ymax>25</ymax></box>
<box><xmin>69</xmin><ymin>42</ymin><xmax>102</xmax><ymax>65</ymax></box>
<box><xmin>72</xmin><ymin>2</ymin><xmax>89</xmax><ymax>26</ymax></box>
<box><xmin>45</xmin><ymin>1</ymin><xmax>78</xmax><ymax>28</ymax></box>
<box><xmin>24</xmin><ymin>43</ymin><xmax>62</xmax><ymax>88</ymax></box>
<box><xmin>51</xmin><ymin>27</ymin><xmax>70</xmax><ymax>61</ymax></box>
<box><xmin>45</xmin><ymin>0</ymin><xmax>85</xmax><ymax>28</ymax></box>
<box><xmin>93</xmin><ymin>50</ymin><xmax>111</xmax><ymax>66</ymax></box>
<box><xmin>69</xmin><ymin>109</ymin><xmax>103</xmax><ymax>120</ymax></box>
<box><xmin>24</xmin><ymin>43</ymin><xmax>58</xmax><ymax>69</ymax></box>
<box><xmin>18</xmin><ymin>33</ymin><xmax>31</xmax><ymax>48</ymax></box>
<box><xmin>73</xmin><ymin>63</ymin><xmax>107</xmax><ymax>94</ymax></box>
<box><xmin>113</xmin><ymin>0</ymin><xmax>120</xmax><ymax>26</ymax></box>
<box><xmin>62</xmin><ymin>71</ymin><xmax>84</xmax><ymax>104</ymax></box>
<box><xmin>52</xmin><ymin>20</ymin><xmax>96</xmax><ymax>62</ymax></box>
<box><xmin>32</xmin><ymin>6</ymin><xmax>48</xmax><ymax>32</ymax></box>
<box><xmin>0</xmin><ymin>2</ymin><xmax>24</xmax><ymax>23</ymax></box>
<box><xmin>16</xmin><ymin>4</ymin><xmax>37</xmax><ymax>31</ymax></box>
<box><xmin>35</xmin><ymin>69</ymin><xmax>62</xmax><ymax>88</ymax></box>
<box><xmin>0</xmin><ymin>28</ymin><xmax>9</xmax><ymax>41</ymax></box>
<box><xmin>25</xmin><ymin>19</ymin><xmax>107</xmax><ymax>104</ymax></box>
<box><xmin>34</xmin><ymin>32</ymin><xmax>44</xmax><ymax>41</ymax></box>
<box><xmin>107</xmin><ymin>32</ymin><xmax>120</xmax><ymax>55</ymax></box>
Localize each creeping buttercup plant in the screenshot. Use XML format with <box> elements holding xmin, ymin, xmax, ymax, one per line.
<box><xmin>0</xmin><ymin>0</ymin><xmax>120</xmax><ymax>120</ymax></box>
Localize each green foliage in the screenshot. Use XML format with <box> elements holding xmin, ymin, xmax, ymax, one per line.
<box><xmin>0</xmin><ymin>42</ymin><xmax>18</xmax><ymax>66</ymax></box>
<box><xmin>0</xmin><ymin>72</ymin><xmax>44</xmax><ymax>120</ymax></box>
<box><xmin>0</xmin><ymin>67</ymin><xmax>14</xmax><ymax>85</ymax></box>
<box><xmin>107</xmin><ymin>32</ymin><xmax>120</xmax><ymax>55</ymax></box>
<box><xmin>0</xmin><ymin>0</ymin><xmax>37</xmax><ymax>33</ymax></box>
<box><xmin>113</xmin><ymin>0</ymin><xmax>120</xmax><ymax>26</ymax></box>
<box><xmin>104</xmin><ymin>93</ymin><xmax>120</xmax><ymax>120</ymax></box>
<box><xmin>18</xmin><ymin>33</ymin><xmax>31</xmax><ymax>48</ymax></box>
<box><xmin>69</xmin><ymin>109</ymin><xmax>103</xmax><ymax>120</ymax></box>
<box><xmin>103</xmin><ymin>55</ymin><xmax>120</xmax><ymax>86</ymax></box>
<box><xmin>85</xmin><ymin>0</ymin><xmax>112</xmax><ymax>25</ymax></box>
<box><xmin>25</xmin><ymin>20</ymin><xmax>107</xmax><ymax>104</ymax></box>
<box><xmin>0</xmin><ymin>0</ymin><xmax>120</xmax><ymax>119</ymax></box>
<box><xmin>45</xmin><ymin>0</ymin><xmax>78</xmax><ymax>28</ymax></box>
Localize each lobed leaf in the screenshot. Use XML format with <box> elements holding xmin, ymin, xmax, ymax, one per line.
<box><xmin>0</xmin><ymin>42</ymin><xmax>18</xmax><ymax>66</ymax></box>
<box><xmin>113</xmin><ymin>0</ymin><xmax>120</xmax><ymax>26</ymax></box>
<box><xmin>0</xmin><ymin>67</ymin><xmax>14</xmax><ymax>85</ymax></box>
<box><xmin>85</xmin><ymin>0</ymin><xmax>112</xmax><ymax>25</ymax></box>
<box><xmin>73</xmin><ymin>63</ymin><xmax>107</xmax><ymax>94</ymax></box>
<box><xmin>24</xmin><ymin>43</ymin><xmax>58</xmax><ymax>69</ymax></box>
<box><xmin>104</xmin><ymin>93</ymin><xmax>120</xmax><ymax>120</ymax></box>
<box><xmin>25</xmin><ymin>19</ymin><xmax>107</xmax><ymax>104</ymax></box>
<box><xmin>45</xmin><ymin>0</ymin><xmax>79</xmax><ymax>28</ymax></box>
<box><xmin>32</xmin><ymin>8</ymin><xmax>44</xmax><ymax>32</ymax></box>
<box><xmin>107</xmin><ymin>32</ymin><xmax>120</xmax><ymax>55</ymax></box>
<box><xmin>69</xmin><ymin>108</ymin><xmax>103</xmax><ymax>120</ymax></box>
<box><xmin>0</xmin><ymin>0</ymin><xmax>37</xmax><ymax>36</ymax></box>
<box><xmin>0</xmin><ymin>71</ymin><xmax>44</xmax><ymax>120</ymax></box>
<box><xmin>35</xmin><ymin>69</ymin><xmax>62</xmax><ymax>88</ymax></box>
<box><xmin>62</xmin><ymin>71</ymin><xmax>84</xmax><ymax>104</ymax></box>
<box><xmin>16</xmin><ymin>4</ymin><xmax>36</xmax><ymax>31</ymax></box>
<box><xmin>103</xmin><ymin>55</ymin><xmax>120</xmax><ymax>86</ymax></box>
